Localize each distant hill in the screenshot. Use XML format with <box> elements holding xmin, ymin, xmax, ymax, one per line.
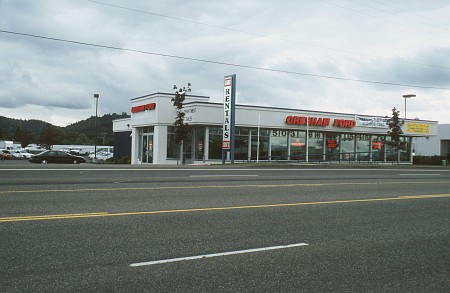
<box><xmin>0</xmin><ymin>113</ymin><xmax>130</xmax><ymax>147</ymax></box>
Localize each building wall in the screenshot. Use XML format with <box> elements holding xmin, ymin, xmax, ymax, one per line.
<box><xmin>114</xmin><ymin>93</ymin><xmax>439</xmax><ymax>165</ymax></box>
<box><xmin>113</xmin><ymin>131</ymin><xmax>132</xmax><ymax>159</ymax></box>
<box><xmin>415</xmin><ymin>124</ymin><xmax>450</xmax><ymax>157</ymax></box>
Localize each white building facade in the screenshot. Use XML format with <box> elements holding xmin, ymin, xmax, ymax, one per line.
<box><xmin>113</xmin><ymin>93</ymin><xmax>438</xmax><ymax>165</ymax></box>
<box><xmin>414</xmin><ymin>124</ymin><xmax>450</xmax><ymax>158</ymax></box>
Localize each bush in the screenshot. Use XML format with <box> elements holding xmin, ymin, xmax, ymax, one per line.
<box><xmin>413</xmin><ymin>155</ymin><xmax>447</xmax><ymax>165</ymax></box>
<box><xmin>115</xmin><ymin>156</ymin><xmax>131</xmax><ymax>164</ymax></box>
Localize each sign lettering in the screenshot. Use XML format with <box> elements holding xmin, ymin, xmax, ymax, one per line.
<box><xmin>131</xmin><ymin>103</ymin><xmax>156</xmax><ymax>113</ymax></box>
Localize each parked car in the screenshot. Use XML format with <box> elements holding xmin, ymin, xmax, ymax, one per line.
<box><xmin>62</xmin><ymin>147</ymin><xmax>83</xmax><ymax>155</ymax></box>
<box><xmin>89</xmin><ymin>151</ymin><xmax>113</xmax><ymax>160</ymax></box>
<box><xmin>1</xmin><ymin>150</ymin><xmax>14</xmax><ymax>160</ymax></box>
<box><xmin>11</xmin><ymin>150</ymin><xmax>34</xmax><ymax>159</ymax></box>
<box><xmin>29</xmin><ymin>150</ymin><xmax>86</xmax><ymax>164</ymax></box>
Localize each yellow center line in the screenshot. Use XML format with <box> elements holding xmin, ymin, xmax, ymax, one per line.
<box><xmin>1</xmin><ymin>194</ymin><xmax>449</xmax><ymax>223</ymax></box>
<box><xmin>0</xmin><ymin>180</ymin><xmax>449</xmax><ymax>195</ymax></box>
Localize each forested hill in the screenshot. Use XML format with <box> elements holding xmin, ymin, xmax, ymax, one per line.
<box><xmin>0</xmin><ymin>113</ymin><xmax>129</xmax><ymax>147</ymax></box>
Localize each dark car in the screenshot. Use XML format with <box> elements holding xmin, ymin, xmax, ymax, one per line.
<box><xmin>1</xmin><ymin>151</ymin><xmax>14</xmax><ymax>160</ymax></box>
<box><xmin>29</xmin><ymin>150</ymin><xmax>86</xmax><ymax>164</ymax></box>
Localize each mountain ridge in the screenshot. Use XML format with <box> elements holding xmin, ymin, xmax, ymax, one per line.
<box><xmin>0</xmin><ymin>113</ymin><xmax>130</xmax><ymax>146</ymax></box>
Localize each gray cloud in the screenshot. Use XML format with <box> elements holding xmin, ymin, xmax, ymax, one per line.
<box><xmin>1</xmin><ymin>0</ymin><xmax>450</xmax><ymax>126</ymax></box>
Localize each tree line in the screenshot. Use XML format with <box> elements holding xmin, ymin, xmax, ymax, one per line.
<box><xmin>0</xmin><ymin>113</ymin><xmax>129</xmax><ymax>148</ymax></box>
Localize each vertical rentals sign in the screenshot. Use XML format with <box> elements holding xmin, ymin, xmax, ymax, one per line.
<box><xmin>222</xmin><ymin>74</ymin><xmax>236</xmax><ymax>163</ymax></box>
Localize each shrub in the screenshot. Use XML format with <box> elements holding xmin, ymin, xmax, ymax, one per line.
<box><xmin>413</xmin><ymin>155</ymin><xmax>446</xmax><ymax>165</ymax></box>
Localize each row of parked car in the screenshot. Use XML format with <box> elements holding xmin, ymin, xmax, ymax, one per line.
<box><xmin>1</xmin><ymin>149</ymin><xmax>113</xmax><ymax>164</ymax></box>
<box><xmin>1</xmin><ymin>149</ymin><xmax>34</xmax><ymax>160</ymax></box>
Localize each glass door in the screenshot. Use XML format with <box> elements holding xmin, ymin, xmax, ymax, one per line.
<box><xmin>141</xmin><ymin>134</ymin><xmax>154</xmax><ymax>163</ymax></box>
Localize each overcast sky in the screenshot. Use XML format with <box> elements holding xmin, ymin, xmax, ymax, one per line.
<box><xmin>1</xmin><ymin>0</ymin><xmax>449</xmax><ymax>127</ymax></box>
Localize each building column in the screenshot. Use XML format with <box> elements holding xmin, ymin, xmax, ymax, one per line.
<box><xmin>204</xmin><ymin>126</ymin><xmax>210</xmax><ymax>161</ymax></box>
<box><xmin>131</xmin><ymin>127</ymin><xmax>139</xmax><ymax>165</ymax></box>
<box><xmin>287</xmin><ymin>133</ymin><xmax>291</xmax><ymax>161</ymax></box>
<box><xmin>153</xmin><ymin>125</ymin><xmax>167</xmax><ymax>164</ymax></box>
<box><xmin>409</xmin><ymin>137</ymin><xmax>414</xmax><ymax>163</ymax></box>
<box><xmin>247</xmin><ymin>130</ymin><xmax>252</xmax><ymax>162</ymax></box>
<box><xmin>268</xmin><ymin>132</ymin><xmax>272</xmax><ymax>161</ymax></box>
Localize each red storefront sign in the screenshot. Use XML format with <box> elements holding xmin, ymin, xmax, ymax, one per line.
<box><xmin>372</xmin><ymin>141</ymin><xmax>383</xmax><ymax>150</ymax></box>
<box><xmin>285</xmin><ymin>116</ymin><xmax>355</xmax><ymax>128</ymax></box>
<box><xmin>131</xmin><ymin>103</ymin><xmax>156</xmax><ymax>113</ymax></box>
<box><xmin>327</xmin><ymin>139</ymin><xmax>337</xmax><ymax>149</ymax></box>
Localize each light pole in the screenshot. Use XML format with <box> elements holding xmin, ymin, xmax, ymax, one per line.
<box><xmin>94</xmin><ymin>93</ymin><xmax>99</xmax><ymax>161</ymax></box>
<box><xmin>402</xmin><ymin>94</ymin><xmax>415</xmax><ymax>119</ymax></box>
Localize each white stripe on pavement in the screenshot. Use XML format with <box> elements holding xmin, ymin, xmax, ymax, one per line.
<box><xmin>399</xmin><ymin>174</ymin><xmax>440</xmax><ymax>176</ymax></box>
<box><xmin>130</xmin><ymin>243</ymin><xmax>308</xmax><ymax>267</ymax></box>
<box><xmin>189</xmin><ymin>174</ymin><xmax>258</xmax><ymax>178</ymax></box>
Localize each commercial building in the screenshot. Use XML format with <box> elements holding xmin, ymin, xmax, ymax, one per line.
<box><xmin>414</xmin><ymin>124</ymin><xmax>450</xmax><ymax>158</ymax></box>
<box><xmin>113</xmin><ymin>93</ymin><xmax>437</xmax><ymax>165</ymax></box>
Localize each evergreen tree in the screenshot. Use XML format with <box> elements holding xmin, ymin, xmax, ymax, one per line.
<box><xmin>75</xmin><ymin>133</ymin><xmax>90</xmax><ymax>145</ymax></box>
<box><xmin>21</xmin><ymin>131</ymin><xmax>33</xmax><ymax>148</ymax></box>
<box><xmin>14</xmin><ymin>125</ymin><xmax>23</xmax><ymax>142</ymax></box>
<box><xmin>39</xmin><ymin>124</ymin><xmax>58</xmax><ymax>149</ymax></box>
<box><xmin>171</xmin><ymin>83</ymin><xmax>191</xmax><ymax>145</ymax></box>
<box><xmin>386</xmin><ymin>107</ymin><xmax>404</xmax><ymax>161</ymax></box>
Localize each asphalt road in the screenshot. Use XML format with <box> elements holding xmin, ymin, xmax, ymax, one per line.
<box><xmin>1</xmin><ymin>161</ymin><xmax>449</xmax><ymax>292</ymax></box>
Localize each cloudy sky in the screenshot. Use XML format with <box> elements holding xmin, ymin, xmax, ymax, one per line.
<box><xmin>1</xmin><ymin>0</ymin><xmax>449</xmax><ymax>126</ymax></box>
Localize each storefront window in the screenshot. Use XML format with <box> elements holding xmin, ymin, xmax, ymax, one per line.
<box><xmin>271</xmin><ymin>130</ymin><xmax>288</xmax><ymax>160</ymax></box>
<box><xmin>325</xmin><ymin>132</ymin><xmax>339</xmax><ymax>161</ymax></box>
<box><xmin>371</xmin><ymin>135</ymin><xmax>385</xmax><ymax>161</ymax></box>
<box><xmin>356</xmin><ymin>134</ymin><xmax>371</xmax><ymax>162</ymax></box>
<box><xmin>385</xmin><ymin>137</ymin><xmax>397</xmax><ymax>162</ymax></box>
<box><xmin>194</xmin><ymin>127</ymin><xmax>205</xmax><ymax>161</ymax></box>
<box><xmin>139</xmin><ymin>127</ymin><xmax>154</xmax><ymax>134</ymax></box>
<box><xmin>307</xmin><ymin>131</ymin><xmax>323</xmax><ymax>161</ymax></box>
<box><xmin>167</xmin><ymin>126</ymin><xmax>178</xmax><ymax>159</ymax></box>
<box><xmin>251</xmin><ymin>129</ymin><xmax>270</xmax><ymax>161</ymax></box>
<box><xmin>290</xmin><ymin>131</ymin><xmax>306</xmax><ymax>161</ymax></box>
<box><xmin>399</xmin><ymin>137</ymin><xmax>411</xmax><ymax>162</ymax></box>
<box><xmin>339</xmin><ymin>133</ymin><xmax>354</xmax><ymax>161</ymax></box>
<box><xmin>234</xmin><ymin>137</ymin><xmax>248</xmax><ymax>160</ymax></box>
<box><xmin>208</xmin><ymin>126</ymin><xmax>223</xmax><ymax>160</ymax></box>
<box><xmin>138</xmin><ymin>126</ymin><xmax>154</xmax><ymax>163</ymax></box>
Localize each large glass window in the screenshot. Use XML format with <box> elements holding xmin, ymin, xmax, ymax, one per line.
<box><xmin>340</xmin><ymin>133</ymin><xmax>354</xmax><ymax>161</ymax></box>
<box><xmin>289</xmin><ymin>130</ymin><xmax>306</xmax><ymax>161</ymax></box>
<box><xmin>371</xmin><ymin>135</ymin><xmax>385</xmax><ymax>162</ymax></box>
<box><xmin>271</xmin><ymin>130</ymin><xmax>288</xmax><ymax>160</ymax></box>
<box><xmin>307</xmin><ymin>131</ymin><xmax>323</xmax><ymax>161</ymax></box>
<box><xmin>385</xmin><ymin>137</ymin><xmax>397</xmax><ymax>162</ymax></box>
<box><xmin>234</xmin><ymin>127</ymin><xmax>249</xmax><ymax>161</ymax></box>
<box><xmin>399</xmin><ymin>137</ymin><xmax>411</xmax><ymax>162</ymax></box>
<box><xmin>384</xmin><ymin>136</ymin><xmax>411</xmax><ymax>162</ymax></box>
<box><xmin>194</xmin><ymin>127</ymin><xmax>205</xmax><ymax>161</ymax></box>
<box><xmin>167</xmin><ymin>126</ymin><xmax>178</xmax><ymax>159</ymax></box>
<box><xmin>138</xmin><ymin>126</ymin><xmax>154</xmax><ymax>163</ymax></box>
<box><xmin>355</xmin><ymin>134</ymin><xmax>371</xmax><ymax>162</ymax></box>
<box><xmin>325</xmin><ymin>132</ymin><xmax>339</xmax><ymax>161</ymax></box>
<box><xmin>251</xmin><ymin>129</ymin><xmax>270</xmax><ymax>161</ymax></box>
<box><xmin>208</xmin><ymin>126</ymin><xmax>223</xmax><ymax>160</ymax></box>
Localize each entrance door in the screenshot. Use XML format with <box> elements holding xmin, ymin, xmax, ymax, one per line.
<box><xmin>141</xmin><ymin>134</ymin><xmax>154</xmax><ymax>163</ymax></box>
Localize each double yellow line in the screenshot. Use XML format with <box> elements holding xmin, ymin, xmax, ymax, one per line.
<box><xmin>1</xmin><ymin>180</ymin><xmax>449</xmax><ymax>195</ymax></box>
<box><xmin>1</xmin><ymin>193</ymin><xmax>449</xmax><ymax>223</ymax></box>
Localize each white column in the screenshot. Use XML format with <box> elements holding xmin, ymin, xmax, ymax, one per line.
<box><xmin>153</xmin><ymin>125</ymin><xmax>167</xmax><ymax>164</ymax></box>
<box><xmin>204</xmin><ymin>126</ymin><xmax>210</xmax><ymax>161</ymax></box>
<box><xmin>131</xmin><ymin>127</ymin><xmax>139</xmax><ymax>165</ymax></box>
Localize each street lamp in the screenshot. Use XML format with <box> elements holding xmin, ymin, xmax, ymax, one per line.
<box><xmin>402</xmin><ymin>94</ymin><xmax>415</xmax><ymax>119</ymax></box>
<box><xmin>94</xmin><ymin>93</ymin><xmax>99</xmax><ymax>161</ymax></box>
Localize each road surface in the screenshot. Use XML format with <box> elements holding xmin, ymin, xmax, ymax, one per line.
<box><xmin>1</xmin><ymin>163</ymin><xmax>449</xmax><ymax>291</ymax></box>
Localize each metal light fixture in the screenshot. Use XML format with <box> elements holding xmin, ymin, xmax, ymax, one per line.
<box><xmin>402</xmin><ymin>94</ymin><xmax>415</xmax><ymax>120</ymax></box>
<box><xmin>94</xmin><ymin>93</ymin><xmax>99</xmax><ymax>161</ymax></box>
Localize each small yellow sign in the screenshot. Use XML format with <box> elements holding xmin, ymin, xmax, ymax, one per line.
<box><xmin>406</xmin><ymin>122</ymin><xmax>430</xmax><ymax>134</ymax></box>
